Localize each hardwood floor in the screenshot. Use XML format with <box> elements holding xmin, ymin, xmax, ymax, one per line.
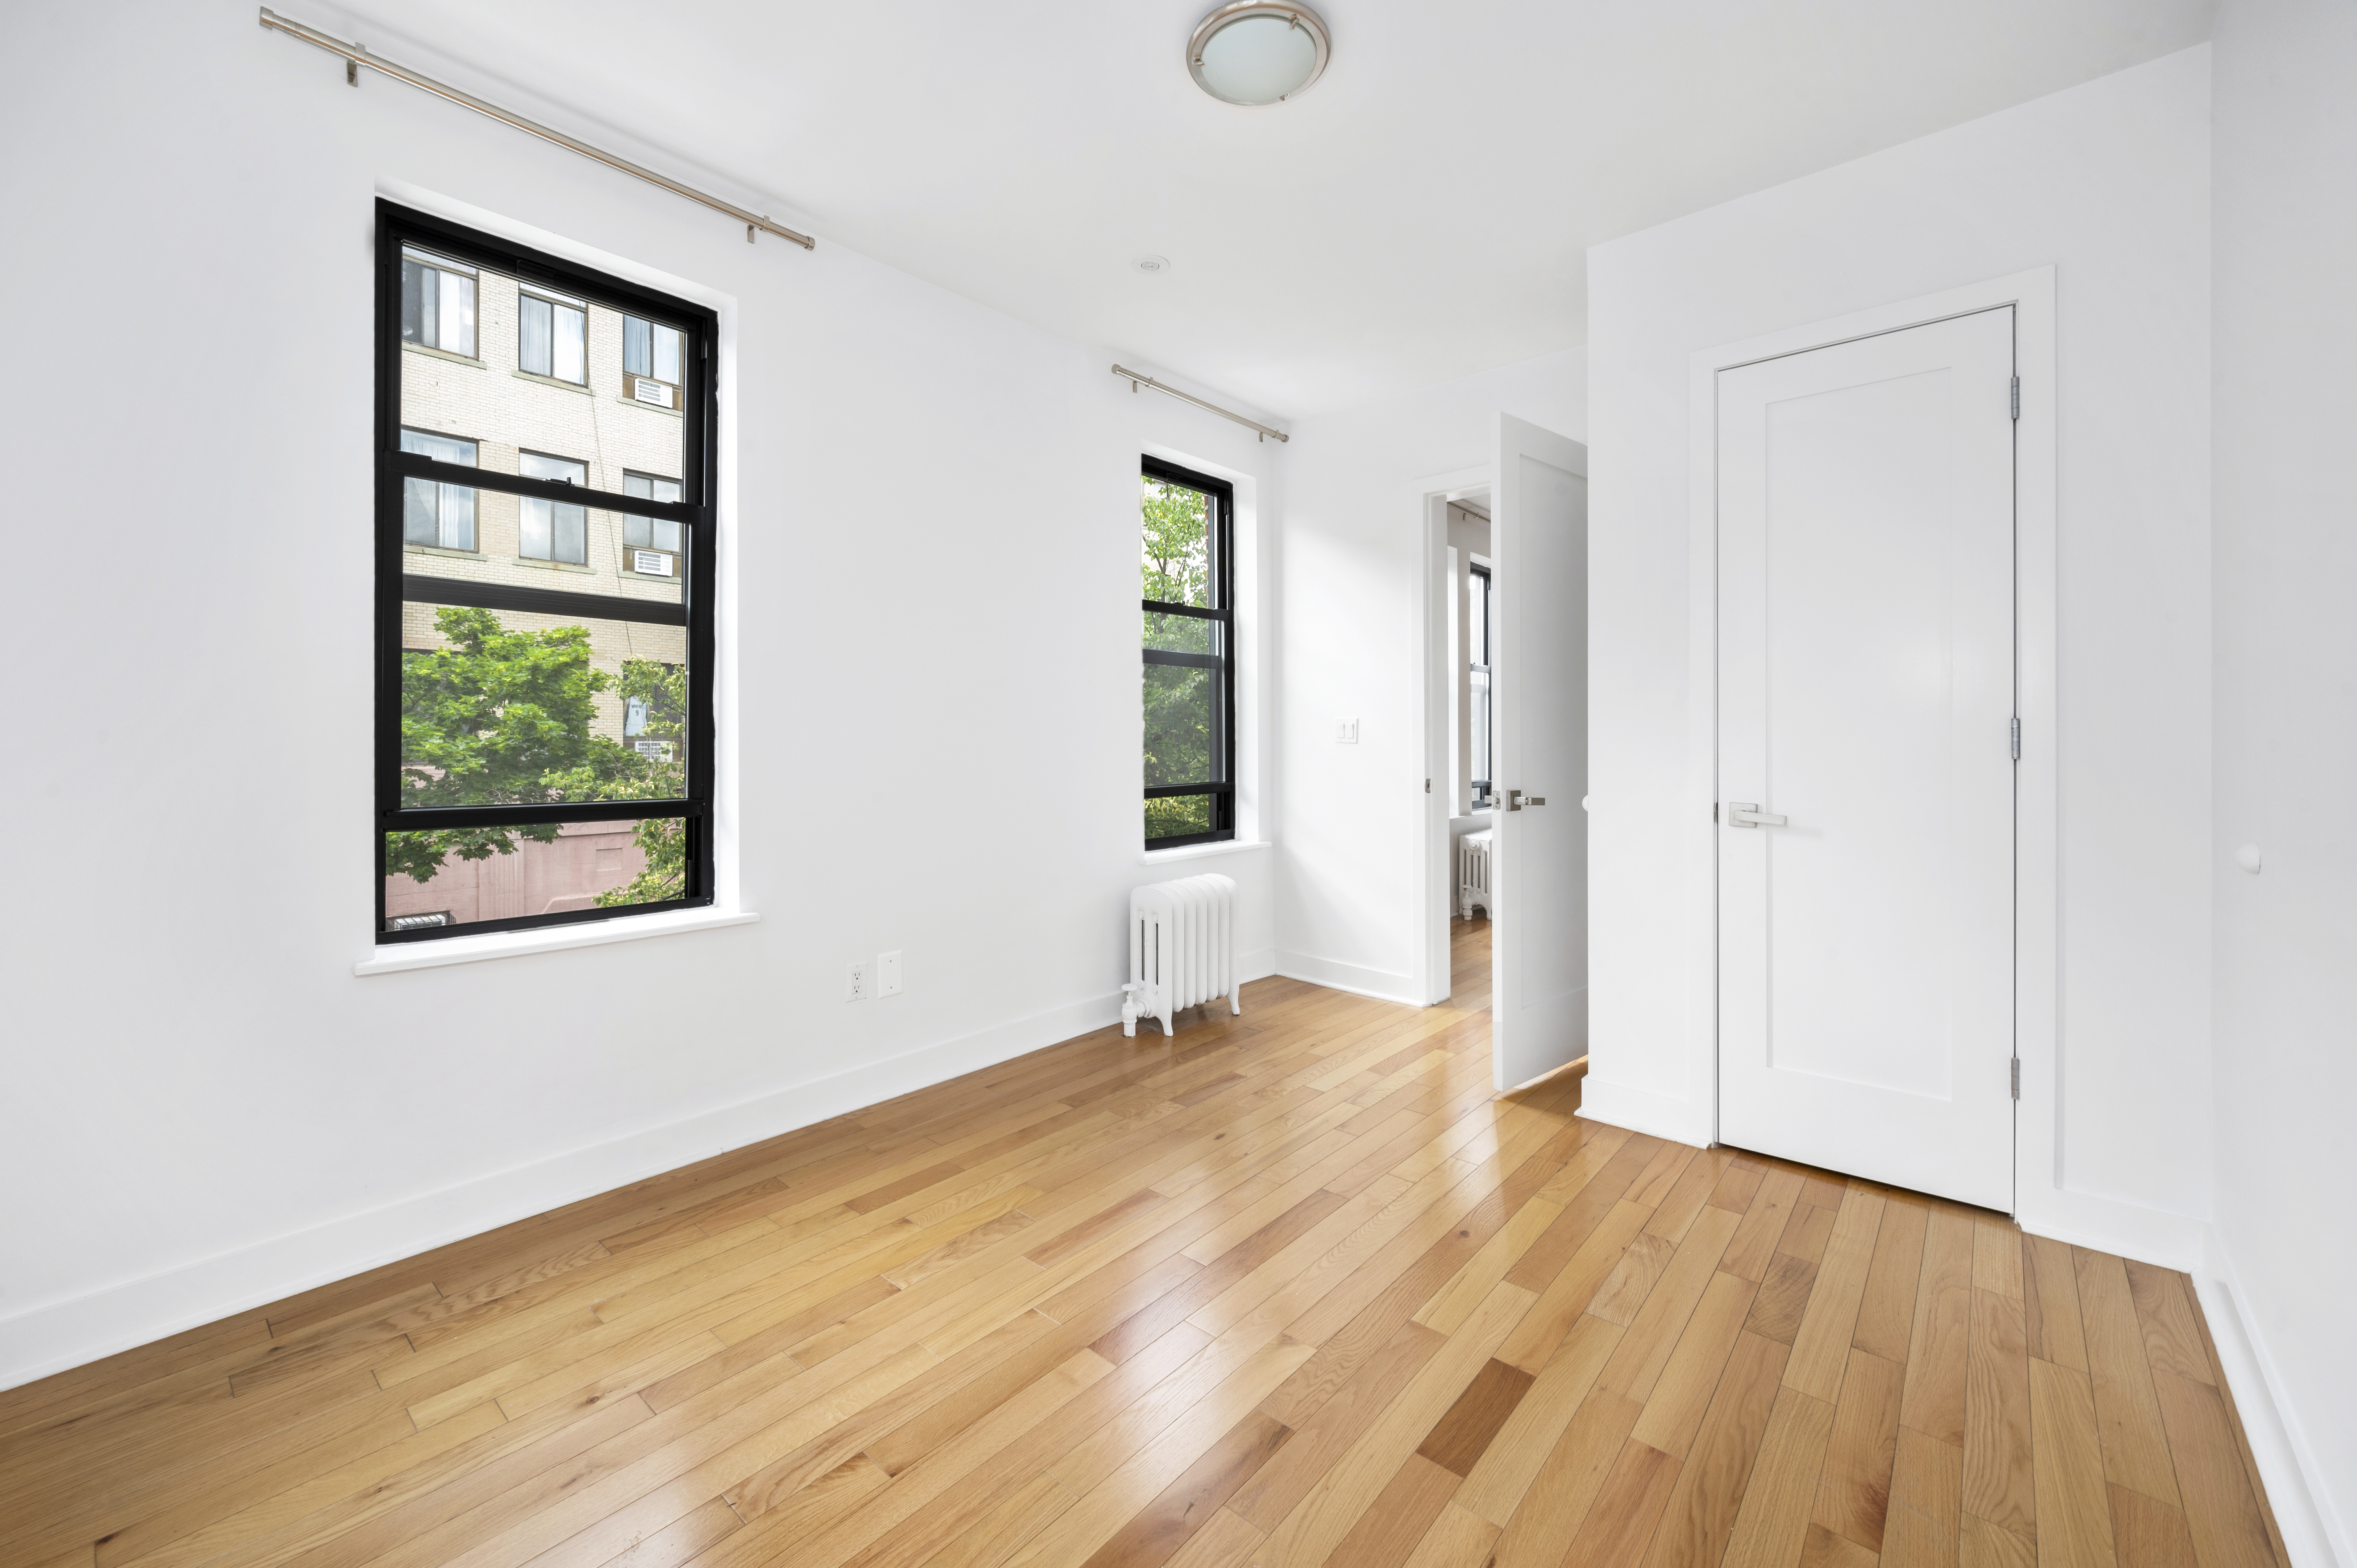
<box><xmin>0</xmin><ymin>918</ymin><xmax>2291</xmax><ymax>1568</ymax></box>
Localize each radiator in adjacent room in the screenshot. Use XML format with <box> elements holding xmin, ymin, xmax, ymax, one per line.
<box><xmin>1459</xmin><ymin>829</ymin><xmax>1493</xmax><ymax>919</ymax></box>
<box><xmin>1123</xmin><ymin>872</ymin><xmax>1242</xmax><ymax>1037</ymax></box>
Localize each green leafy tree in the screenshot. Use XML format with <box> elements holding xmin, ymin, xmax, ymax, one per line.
<box><xmin>1141</xmin><ymin>478</ymin><xmax>1215</xmax><ymax>838</ymax></box>
<box><xmin>386</xmin><ymin>606</ymin><xmax>680</xmax><ymax>894</ymax></box>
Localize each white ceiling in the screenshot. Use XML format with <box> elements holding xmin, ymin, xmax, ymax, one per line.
<box><xmin>326</xmin><ymin>0</ymin><xmax>2214</xmax><ymax>417</ymax></box>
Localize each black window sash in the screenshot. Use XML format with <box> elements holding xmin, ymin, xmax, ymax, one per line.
<box><xmin>375</xmin><ymin>200</ymin><xmax>719</xmax><ymax>943</ymax></box>
<box><xmin>1141</xmin><ymin>457</ymin><xmax>1235</xmax><ymax>849</ymax></box>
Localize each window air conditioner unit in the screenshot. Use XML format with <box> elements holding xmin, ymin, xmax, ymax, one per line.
<box><xmin>629</xmin><ymin>375</ymin><xmax>678</xmax><ymax>410</ymax></box>
<box><xmin>632</xmin><ymin>549</ymin><xmax>676</xmax><ymax>577</ymax></box>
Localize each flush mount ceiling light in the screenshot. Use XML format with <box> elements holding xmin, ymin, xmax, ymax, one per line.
<box><xmin>1188</xmin><ymin>2</ymin><xmax>1330</xmax><ymax>106</ymax></box>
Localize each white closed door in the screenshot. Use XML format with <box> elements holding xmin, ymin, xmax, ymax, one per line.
<box><xmin>1493</xmin><ymin>415</ymin><xmax>1589</xmax><ymax>1092</ymax></box>
<box><xmin>1717</xmin><ymin>308</ymin><xmax>2016</xmax><ymax>1211</ymax></box>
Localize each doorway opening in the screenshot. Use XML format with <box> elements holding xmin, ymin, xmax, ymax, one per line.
<box><xmin>1418</xmin><ymin>418</ymin><xmax>1588</xmax><ymax>1094</ymax></box>
<box><xmin>1446</xmin><ymin>494</ymin><xmax>1497</xmax><ymax>1012</ymax></box>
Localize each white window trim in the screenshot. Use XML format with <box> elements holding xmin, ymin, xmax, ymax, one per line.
<box><xmin>1142</xmin><ymin>838</ymin><xmax>1269</xmax><ymax>866</ymax></box>
<box><xmin>356</xmin><ymin>908</ymin><xmax>757</xmax><ymax>976</ymax></box>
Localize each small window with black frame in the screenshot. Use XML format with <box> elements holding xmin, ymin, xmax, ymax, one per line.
<box><xmin>399</xmin><ymin>429</ymin><xmax>477</xmax><ymax>552</ymax></box>
<box><xmin>1141</xmin><ymin>457</ymin><xmax>1235</xmax><ymax>849</ymax></box>
<box><xmin>377</xmin><ymin>201</ymin><xmax>716</xmax><ymax>943</ymax></box>
<box><xmin>400</xmin><ymin>247</ymin><xmax>477</xmax><ymax>357</ymax></box>
<box><xmin>622</xmin><ymin>471</ymin><xmax>684</xmax><ymax>577</ymax></box>
<box><xmin>519</xmin><ymin>284</ymin><xmax>588</xmax><ymax>384</ymax></box>
<box><xmin>622</xmin><ymin>315</ymin><xmax>684</xmax><ymax>411</ymax></box>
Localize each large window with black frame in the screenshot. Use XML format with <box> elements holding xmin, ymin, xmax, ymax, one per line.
<box><xmin>1140</xmin><ymin>457</ymin><xmax>1235</xmax><ymax>848</ymax></box>
<box><xmin>376</xmin><ymin>201</ymin><xmax>717</xmax><ymax>941</ymax></box>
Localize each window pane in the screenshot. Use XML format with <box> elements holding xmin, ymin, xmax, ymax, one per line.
<box><xmin>1144</xmin><ymin>611</ymin><xmax>1220</xmax><ymax>656</ymax></box>
<box><xmin>401</xmin><ymin>259</ymin><xmax>434</xmax><ymax>348</ymax></box>
<box><xmin>1144</xmin><ymin>662</ymin><xmax>1220</xmax><ymax>787</ymax></box>
<box><xmin>404</xmin><ymin>256</ymin><xmax>684</xmax><ymax>496</ymax></box>
<box><xmin>400</xmin><ymin>496</ymin><xmax>685</xmax><ymax>609</ymax></box>
<box><xmin>1145</xmin><ymin>794</ymin><xmax>1215</xmax><ymax>842</ymax></box>
<box><xmin>438</xmin><ymin>483</ymin><xmax>476</xmax><ymax>551</ymax></box>
<box><xmin>553</xmin><ymin>302</ymin><xmax>586</xmax><ymax>384</ymax></box>
<box><xmin>440</xmin><ymin>271</ymin><xmax>476</xmax><ymax>357</ymax></box>
<box><xmin>520</xmin><ymin>294</ymin><xmax>551</xmax><ymax>376</ymax></box>
<box><xmin>385</xmin><ymin>816</ymin><xmax>687</xmax><ymax>930</ymax></box>
<box><xmin>655</xmin><ymin>324</ymin><xmax>682</xmax><ymax>384</ymax></box>
<box><xmin>398</xmin><ymin>600</ymin><xmax>690</xmax><ymax>809</ymax></box>
<box><xmin>1141</xmin><ymin>477</ymin><xmax>1215</xmax><ymax>607</ymax></box>
<box><xmin>401</xmin><ymin>428</ymin><xmax>478</xmax><ymax>466</ymax></box>
<box><xmin>624</xmin><ymin>316</ymin><xmax>651</xmax><ymax>379</ymax></box>
<box><xmin>403</xmin><ymin>476</ymin><xmax>440</xmax><ymax>546</ymax></box>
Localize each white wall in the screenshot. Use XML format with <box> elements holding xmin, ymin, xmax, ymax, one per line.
<box><xmin>1585</xmin><ymin>48</ymin><xmax>2214</xmax><ymax>1250</ymax></box>
<box><xmin>2210</xmin><ymin>0</ymin><xmax>2357</xmax><ymax>1558</ymax></box>
<box><xmin>0</xmin><ymin>0</ymin><xmax>1277</xmax><ymax>1388</ymax></box>
<box><xmin>1274</xmin><ymin>353</ymin><xmax>1584</xmax><ymax>1001</ymax></box>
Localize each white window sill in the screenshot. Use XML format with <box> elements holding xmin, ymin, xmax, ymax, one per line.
<box><xmin>1141</xmin><ymin>839</ymin><xmax>1270</xmax><ymax>866</ymax></box>
<box><xmin>356</xmin><ymin>908</ymin><xmax>758</xmax><ymax>976</ymax></box>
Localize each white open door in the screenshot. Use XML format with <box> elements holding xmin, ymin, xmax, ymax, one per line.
<box><xmin>1717</xmin><ymin>307</ymin><xmax>2016</xmax><ymax>1211</ymax></box>
<box><xmin>1492</xmin><ymin>415</ymin><xmax>1588</xmax><ymax>1091</ymax></box>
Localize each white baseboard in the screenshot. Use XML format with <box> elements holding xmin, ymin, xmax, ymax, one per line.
<box><xmin>1574</xmin><ymin>1077</ymin><xmax>1712</xmax><ymax>1146</ymax></box>
<box><xmin>2015</xmin><ymin>1187</ymin><xmax>2209</xmax><ymax>1273</ymax></box>
<box><xmin>0</xmin><ymin>985</ymin><xmax>1133</xmax><ymax>1393</ymax></box>
<box><xmin>1273</xmin><ymin>950</ymin><xmax>1420</xmax><ymax>1005</ymax></box>
<box><xmin>2195</xmin><ymin>1237</ymin><xmax>2351</xmax><ymax>1568</ymax></box>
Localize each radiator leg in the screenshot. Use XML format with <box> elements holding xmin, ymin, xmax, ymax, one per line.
<box><xmin>1160</xmin><ymin>1011</ymin><xmax>1174</xmax><ymax>1038</ymax></box>
<box><xmin>1230</xmin><ymin>987</ymin><xmax>1241</xmax><ymax>1015</ymax></box>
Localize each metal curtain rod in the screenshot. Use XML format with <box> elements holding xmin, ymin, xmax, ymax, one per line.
<box><xmin>256</xmin><ymin>8</ymin><xmax>816</xmax><ymax>250</ymax></box>
<box><xmin>1113</xmin><ymin>365</ymin><xmax>1289</xmax><ymax>443</ymax></box>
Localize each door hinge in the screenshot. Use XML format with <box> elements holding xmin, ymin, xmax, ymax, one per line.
<box><xmin>2010</xmin><ymin>376</ymin><xmax>2020</xmax><ymax>421</ymax></box>
<box><xmin>2010</xmin><ymin>716</ymin><xmax>2021</xmax><ymax>761</ymax></box>
<box><xmin>1425</xmin><ymin>778</ymin><xmax>1431</xmax><ymax>794</ymax></box>
<box><xmin>1713</xmin><ymin>801</ymin><xmax>1720</xmax><ymax>823</ymax></box>
<box><xmin>2011</xmin><ymin>1058</ymin><xmax>2021</xmax><ymax>1099</ymax></box>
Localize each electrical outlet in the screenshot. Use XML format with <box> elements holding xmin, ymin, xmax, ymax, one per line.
<box><xmin>1336</xmin><ymin>717</ymin><xmax>1359</xmax><ymax>744</ymax></box>
<box><xmin>846</xmin><ymin>961</ymin><xmax>868</xmax><ymax>1001</ymax></box>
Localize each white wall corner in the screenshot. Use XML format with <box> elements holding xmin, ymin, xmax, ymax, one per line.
<box><xmin>2197</xmin><ymin>1232</ymin><xmax>2354</xmax><ymax>1568</ymax></box>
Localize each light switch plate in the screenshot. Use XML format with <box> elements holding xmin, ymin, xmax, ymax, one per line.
<box><xmin>876</xmin><ymin>950</ymin><xmax>903</xmax><ymax>996</ymax></box>
<box><xmin>1336</xmin><ymin>717</ymin><xmax>1359</xmax><ymax>743</ymax></box>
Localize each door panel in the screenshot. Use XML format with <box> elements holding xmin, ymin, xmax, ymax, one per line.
<box><xmin>1717</xmin><ymin>309</ymin><xmax>2015</xmax><ymax>1210</ymax></box>
<box><xmin>1493</xmin><ymin>415</ymin><xmax>1588</xmax><ymax>1092</ymax></box>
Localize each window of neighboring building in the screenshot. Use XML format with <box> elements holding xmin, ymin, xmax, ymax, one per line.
<box><xmin>1141</xmin><ymin>457</ymin><xmax>1234</xmax><ymax>849</ymax></box>
<box><xmin>517</xmin><ymin>451</ymin><xmax>589</xmax><ymax>564</ymax></box>
<box><xmin>399</xmin><ymin>429</ymin><xmax>478</xmax><ymax>551</ymax></box>
<box><xmin>519</xmin><ymin>286</ymin><xmax>588</xmax><ymax>383</ymax></box>
<box><xmin>1469</xmin><ymin>562</ymin><xmax>1493</xmax><ymax>808</ymax></box>
<box><xmin>400</xmin><ymin>247</ymin><xmax>477</xmax><ymax>357</ymax></box>
<box><xmin>378</xmin><ymin>200</ymin><xmax>717</xmax><ymax>945</ymax></box>
<box><xmin>622</xmin><ymin>471</ymin><xmax>684</xmax><ymax>576</ymax></box>
<box><xmin>623</xmin><ymin>315</ymin><xmax>684</xmax><ymax>410</ymax></box>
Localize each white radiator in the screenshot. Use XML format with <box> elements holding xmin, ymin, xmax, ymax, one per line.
<box><xmin>1459</xmin><ymin>829</ymin><xmax>1493</xmax><ymax>919</ymax></box>
<box><xmin>1122</xmin><ymin>872</ymin><xmax>1242</xmax><ymax>1037</ymax></box>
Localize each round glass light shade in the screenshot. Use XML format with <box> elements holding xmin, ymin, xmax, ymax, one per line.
<box><xmin>1189</xmin><ymin>3</ymin><xmax>1330</xmax><ymax>106</ymax></box>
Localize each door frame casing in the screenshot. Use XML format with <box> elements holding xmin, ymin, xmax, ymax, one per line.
<box><xmin>1687</xmin><ymin>267</ymin><xmax>2056</xmax><ymax>1219</ymax></box>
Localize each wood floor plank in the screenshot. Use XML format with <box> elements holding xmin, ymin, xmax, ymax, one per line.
<box><xmin>1878</xmin><ymin>1427</ymin><xmax>1963</xmax><ymax>1568</ymax></box>
<box><xmin>1637</xmin><ymin>1331</ymin><xmax>1789</xmax><ymax>1568</ymax></box>
<box><xmin>2072</xmin><ymin>1247</ymin><xmax>2182</xmax><ymax>1507</ymax></box>
<box><xmin>1962</xmin><ymin>1287</ymin><xmax>2036</xmax><ymax>1542</ymax></box>
<box><xmin>2028</xmin><ymin>1356</ymin><xmax>2117</xmax><ymax>1568</ymax></box>
<box><xmin>0</xmin><ymin>933</ymin><xmax>2288</xmax><ymax>1568</ymax></box>
<box><xmin>1716</xmin><ymin>1384</ymin><xmax>1837</xmax><ymax>1568</ymax></box>
<box><xmin>1807</xmin><ymin>1347</ymin><xmax>1903</xmax><ymax>1553</ymax></box>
